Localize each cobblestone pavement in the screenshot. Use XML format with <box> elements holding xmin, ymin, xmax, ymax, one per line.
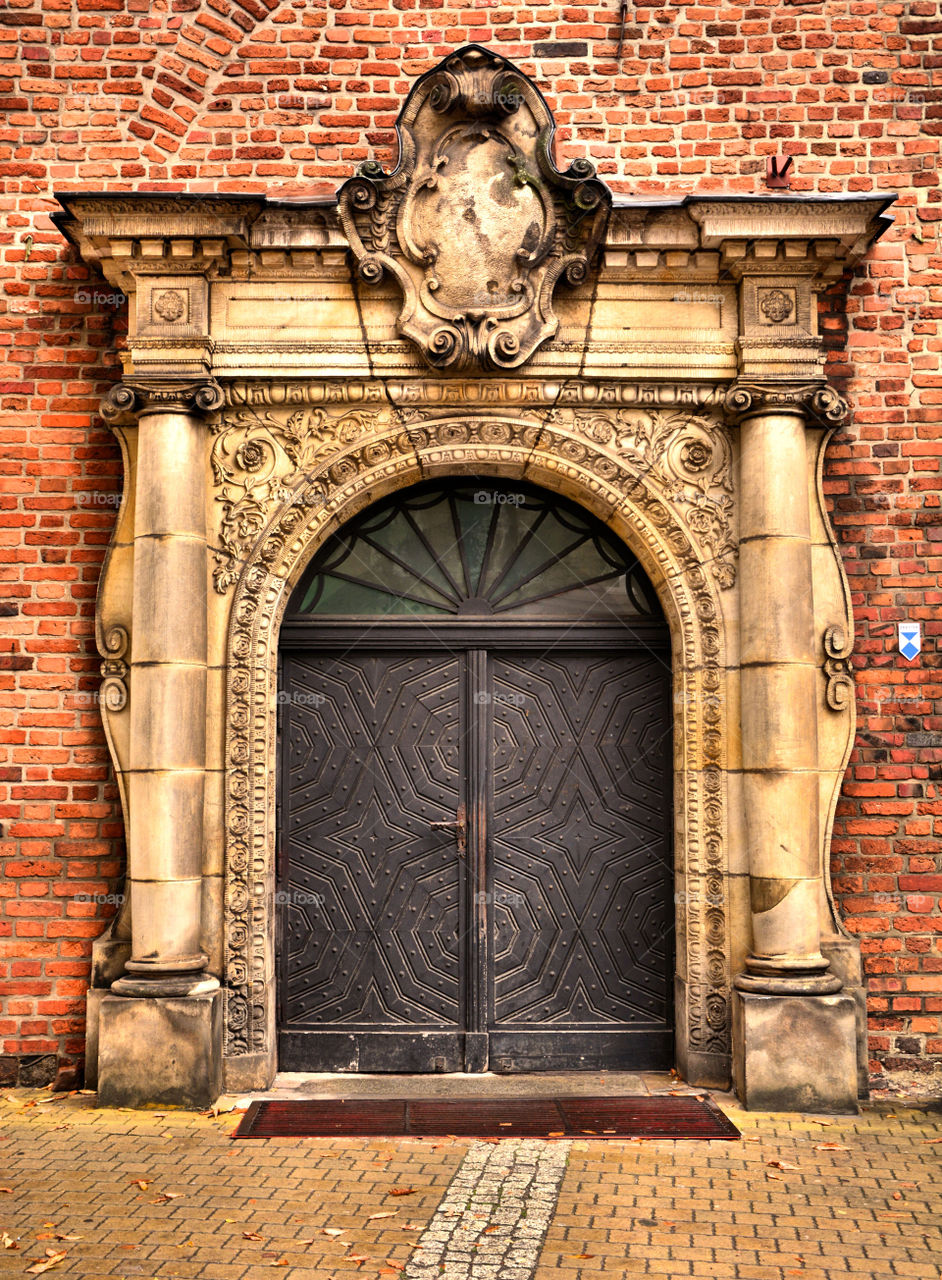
<box><xmin>0</xmin><ymin>1086</ymin><xmax>940</xmax><ymax>1280</ymax></box>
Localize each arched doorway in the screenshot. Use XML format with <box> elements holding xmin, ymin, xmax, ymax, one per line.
<box><xmin>276</xmin><ymin>479</ymin><xmax>673</xmax><ymax>1072</ymax></box>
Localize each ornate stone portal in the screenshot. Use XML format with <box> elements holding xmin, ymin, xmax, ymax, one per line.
<box><xmin>55</xmin><ymin>46</ymin><xmax>894</xmax><ymax>1111</ymax></box>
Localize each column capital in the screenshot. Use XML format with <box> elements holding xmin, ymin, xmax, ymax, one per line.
<box><xmin>723</xmin><ymin>381</ymin><xmax>850</xmax><ymax>427</ymax></box>
<box><xmin>101</xmin><ymin>379</ymin><xmax>224</xmax><ymax>424</ymax></box>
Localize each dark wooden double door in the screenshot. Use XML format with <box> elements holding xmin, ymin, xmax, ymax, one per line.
<box><xmin>277</xmin><ymin>630</ymin><xmax>673</xmax><ymax>1072</ymax></box>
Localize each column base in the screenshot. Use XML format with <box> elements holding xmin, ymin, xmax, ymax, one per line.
<box><xmin>97</xmin><ymin>990</ymin><xmax>223</xmax><ymax>1109</ymax></box>
<box><xmin>732</xmin><ymin>989</ymin><xmax>859</xmax><ymax>1114</ymax></box>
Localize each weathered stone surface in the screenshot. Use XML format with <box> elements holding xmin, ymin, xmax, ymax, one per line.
<box><xmin>732</xmin><ymin>991</ymin><xmax>859</xmax><ymax>1113</ymax></box>
<box><xmin>97</xmin><ymin>991</ymin><xmax>223</xmax><ymax>1109</ymax></box>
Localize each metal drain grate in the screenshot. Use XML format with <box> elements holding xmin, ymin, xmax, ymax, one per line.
<box><xmin>232</xmin><ymin>1094</ymin><xmax>740</xmax><ymax>1140</ymax></box>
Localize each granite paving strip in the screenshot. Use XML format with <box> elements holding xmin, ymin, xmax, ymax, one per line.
<box><xmin>404</xmin><ymin>1138</ymin><xmax>571</xmax><ymax>1280</ymax></box>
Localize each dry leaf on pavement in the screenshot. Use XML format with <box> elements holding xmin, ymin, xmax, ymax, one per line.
<box><xmin>26</xmin><ymin>1250</ymin><xmax>67</xmax><ymax>1274</ymax></box>
<box><xmin>1</xmin><ymin>1233</ymin><xmax>18</xmax><ymax>1250</ymax></box>
<box><xmin>243</xmin><ymin>1232</ymin><xmax>265</xmax><ymax>1241</ymax></box>
<box><xmin>767</xmin><ymin>1159</ymin><xmax>799</xmax><ymax>1171</ymax></box>
<box><xmin>367</xmin><ymin>1212</ymin><xmax>397</xmax><ymax>1221</ymax></box>
<box><xmin>130</xmin><ymin>1180</ymin><xmax>149</xmax><ymax>1191</ymax></box>
<box><xmin>388</xmin><ymin>1188</ymin><xmax>416</xmax><ymax>1197</ymax></box>
<box><xmin>813</xmin><ymin>1143</ymin><xmax>850</xmax><ymax>1152</ymax></box>
<box><xmin>322</xmin><ymin>1228</ymin><xmax>345</xmax><ymax>1237</ymax></box>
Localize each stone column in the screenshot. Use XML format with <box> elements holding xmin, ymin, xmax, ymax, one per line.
<box><xmin>726</xmin><ymin>382</ymin><xmax>859</xmax><ymax>1113</ymax></box>
<box><xmin>96</xmin><ymin>381</ymin><xmax>225</xmax><ymax>1108</ymax></box>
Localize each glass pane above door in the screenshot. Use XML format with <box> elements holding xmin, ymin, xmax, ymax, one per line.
<box><xmin>288</xmin><ymin>481</ymin><xmax>665</xmax><ymax>622</ymax></box>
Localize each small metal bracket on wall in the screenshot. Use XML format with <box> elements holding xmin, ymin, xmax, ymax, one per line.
<box><xmin>615</xmin><ymin>0</ymin><xmax>629</xmax><ymax>61</ymax></box>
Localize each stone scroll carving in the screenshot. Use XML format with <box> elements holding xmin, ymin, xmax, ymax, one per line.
<box><xmin>824</xmin><ymin>624</ymin><xmax>855</xmax><ymax>712</ymax></box>
<box><xmin>99</xmin><ymin>625</ymin><xmax>130</xmax><ymax>713</ymax></box>
<box><xmin>338</xmin><ymin>46</ymin><xmax>610</xmax><ymax>372</ymax></box>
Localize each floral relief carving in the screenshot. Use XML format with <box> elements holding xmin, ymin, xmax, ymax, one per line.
<box><xmin>567</xmin><ymin>408</ymin><xmax>737</xmax><ymax>589</ymax></box>
<box><xmin>209</xmin><ymin>407</ymin><xmax>386</xmax><ymax>592</ymax></box>
<box><xmin>152</xmin><ymin>289</ymin><xmax>187</xmax><ymax>324</ymax></box>
<box><xmin>758</xmin><ymin>288</ymin><xmax>795</xmax><ymax>324</ymax></box>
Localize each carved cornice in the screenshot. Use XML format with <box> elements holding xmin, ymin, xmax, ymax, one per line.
<box><xmin>723</xmin><ymin>381</ymin><xmax>850</xmax><ymax>426</ymax></box>
<box><xmin>101</xmin><ymin>379</ymin><xmax>225</xmax><ymax>423</ymax></box>
<box><xmin>338</xmin><ymin>45</ymin><xmax>610</xmax><ymax>372</ymax></box>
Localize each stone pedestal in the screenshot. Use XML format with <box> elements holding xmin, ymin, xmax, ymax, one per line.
<box><xmin>97</xmin><ymin>991</ymin><xmax>223</xmax><ymax>1109</ymax></box>
<box><xmin>732</xmin><ymin>990</ymin><xmax>859</xmax><ymax>1114</ymax></box>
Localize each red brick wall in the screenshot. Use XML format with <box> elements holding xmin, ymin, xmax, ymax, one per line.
<box><xmin>1</xmin><ymin>0</ymin><xmax>939</xmax><ymax>1089</ymax></box>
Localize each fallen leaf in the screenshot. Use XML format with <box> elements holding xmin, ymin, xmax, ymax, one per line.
<box><xmin>767</xmin><ymin>1159</ymin><xmax>799</xmax><ymax>1171</ymax></box>
<box><xmin>813</xmin><ymin>1143</ymin><xmax>849</xmax><ymax>1152</ymax></box>
<box><xmin>892</xmin><ymin>1192</ymin><xmax>902</xmax><ymax>1201</ymax></box>
<box><xmin>767</xmin><ymin>1170</ymin><xmax>785</xmax><ymax>1181</ymax></box>
<box><xmin>322</xmin><ymin>1228</ymin><xmax>345</xmax><ymax>1237</ymax></box>
<box><xmin>497</xmin><ymin>1122</ymin><xmax>512</xmax><ymax>1128</ymax></box>
<box><xmin>1</xmin><ymin>1233</ymin><xmax>18</xmax><ymax>1250</ymax></box>
<box><xmin>602</xmin><ymin>1129</ymin><xmax>616</xmax><ymax>1135</ymax></box>
<box><xmin>382</xmin><ymin>1264</ymin><xmax>405</xmax><ymax>1273</ymax></box>
<box><xmin>347</xmin><ymin>1256</ymin><xmax>370</xmax><ymax>1264</ymax></box>
<box><xmin>152</xmin><ymin>1193</ymin><xmax>182</xmax><ymax>1204</ymax></box>
<box><xmin>269</xmin><ymin>1258</ymin><xmax>289</xmax><ymax>1268</ymax></box>
<box><xmin>483</xmin><ymin>1226</ymin><xmax>501</xmax><ymax>1234</ymax></box>
<box><xmin>54</xmin><ymin>1236</ymin><xmax>80</xmax><ymax>1243</ymax></box>
<box><xmin>243</xmin><ymin>1232</ymin><xmax>265</xmax><ymax>1241</ymax></box>
<box><xmin>26</xmin><ymin>1251</ymin><xmax>66</xmax><ymax>1275</ymax></box>
<box><xmin>921</xmin><ymin>1137</ymin><xmax>942</xmax><ymax>1145</ymax></box>
<box><xmin>130</xmin><ymin>1180</ymin><xmax>149</xmax><ymax>1191</ymax></box>
<box><xmin>547</xmin><ymin>1131</ymin><xmax>565</xmax><ymax>1138</ymax></box>
<box><xmin>568</xmin><ymin>1254</ymin><xmax>595</xmax><ymax>1260</ymax></box>
<box><xmin>0</xmin><ymin>1189</ymin><xmax>11</xmax><ymax>1194</ymax></box>
<box><xmin>388</xmin><ymin>1188</ymin><xmax>416</xmax><ymax>1197</ymax></box>
<box><xmin>367</xmin><ymin>1212</ymin><xmax>397</xmax><ymax>1221</ymax></box>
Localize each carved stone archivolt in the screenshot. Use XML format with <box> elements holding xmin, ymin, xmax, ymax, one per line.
<box><xmin>339</xmin><ymin>45</ymin><xmax>609</xmax><ymax>372</ymax></box>
<box><xmin>217</xmin><ymin>397</ymin><xmax>734</xmax><ymax>1069</ymax></box>
<box><xmin>210</xmin><ymin>395</ymin><xmax>738</xmax><ymax>595</ymax></box>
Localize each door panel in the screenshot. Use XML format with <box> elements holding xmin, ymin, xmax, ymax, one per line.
<box><xmin>278</xmin><ymin>642</ymin><xmax>673</xmax><ymax>1072</ymax></box>
<box><xmin>488</xmin><ymin>652</ymin><xmax>673</xmax><ymax>1070</ymax></box>
<box><xmin>278</xmin><ymin>652</ymin><xmax>467</xmax><ymax>1072</ymax></box>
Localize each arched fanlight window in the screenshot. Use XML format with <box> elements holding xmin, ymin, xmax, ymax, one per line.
<box><xmin>287</xmin><ymin>481</ymin><xmax>664</xmax><ymax>622</ymax></box>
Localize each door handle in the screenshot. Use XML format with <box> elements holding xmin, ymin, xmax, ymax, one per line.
<box><xmin>429</xmin><ymin>802</ymin><xmax>467</xmax><ymax>857</ymax></box>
